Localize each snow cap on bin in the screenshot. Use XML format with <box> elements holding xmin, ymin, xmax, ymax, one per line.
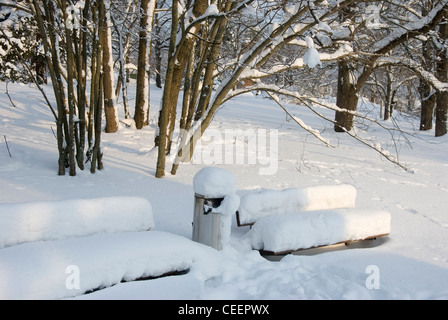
<box><xmin>193</xmin><ymin>167</ymin><xmax>237</xmax><ymax>198</ymax></box>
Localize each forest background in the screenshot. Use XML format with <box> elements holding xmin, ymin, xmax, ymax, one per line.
<box><xmin>1</xmin><ymin>0</ymin><xmax>447</xmax><ymax>178</ymax></box>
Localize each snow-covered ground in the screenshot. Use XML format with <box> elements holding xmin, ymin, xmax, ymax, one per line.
<box><xmin>1</xmin><ymin>80</ymin><xmax>448</xmax><ymax>300</ymax></box>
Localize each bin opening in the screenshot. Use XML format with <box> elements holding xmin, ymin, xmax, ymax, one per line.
<box><xmin>203</xmin><ymin>197</ymin><xmax>224</xmax><ymax>215</ymax></box>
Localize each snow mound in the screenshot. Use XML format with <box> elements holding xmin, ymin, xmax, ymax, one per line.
<box><xmin>0</xmin><ymin>231</ymin><xmax>212</xmax><ymax>299</ymax></box>
<box><xmin>0</xmin><ymin>197</ymin><xmax>154</xmax><ymax>249</ymax></box>
<box><xmin>303</xmin><ymin>36</ymin><xmax>322</xmax><ymax>68</ymax></box>
<box><xmin>237</xmin><ymin>184</ymin><xmax>357</xmax><ymax>226</ymax></box>
<box><xmin>193</xmin><ymin>167</ymin><xmax>237</xmax><ymax>198</ymax></box>
<box><xmin>246</xmin><ymin>209</ymin><xmax>391</xmax><ymax>254</ymax></box>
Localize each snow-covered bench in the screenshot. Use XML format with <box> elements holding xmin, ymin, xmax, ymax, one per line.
<box><xmin>236</xmin><ymin>184</ymin><xmax>358</xmax><ymax>226</ymax></box>
<box><xmin>237</xmin><ymin>185</ymin><xmax>391</xmax><ymax>255</ymax></box>
<box><xmin>0</xmin><ymin>197</ymin><xmax>207</xmax><ymax>299</ymax></box>
<box><xmin>245</xmin><ymin>209</ymin><xmax>391</xmax><ymax>255</ymax></box>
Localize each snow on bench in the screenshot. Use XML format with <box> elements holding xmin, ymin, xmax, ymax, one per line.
<box><xmin>236</xmin><ymin>184</ymin><xmax>357</xmax><ymax>226</ymax></box>
<box><xmin>0</xmin><ymin>231</ymin><xmax>212</xmax><ymax>299</ymax></box>
<box><xmin>236</xmin><ymin>184</ymin><xmax>390</xmax><ymax>254</ymax></box>
<box><xmin>0</xmin><ymin>197</ymin><xmax>209</xmax><ymax>299</ymax></box>
<box><xmin>0</xmin><ymin>197</ymin><xmax>154</xmax><ymax>249</ymax></box>
<box><xmin>245</xmin><ymin>209</ymin><xmax>391</xmax><ymax>255</ymax></box>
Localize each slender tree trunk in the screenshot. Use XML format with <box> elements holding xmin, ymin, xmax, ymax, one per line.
<box><xmin>180</xmin><ymin>50</ymin><xmax>196</xmax><ymax>131</ymax></box>
<box><xmin>436</xmin><ymin>20</ymin><xmax>448</xmax><ymax>137</ymax></box>
<box><xmin>63</xmin><ymin>11</ymin><xmax>77</xmax><ymax>175</ymax></box>
<box><xmin>155</xmin><ymin>0</ymin><xmax>178</xmax><ymax>178</ymax></box>
<box><xmin>90</xmin><ymin>5</ymin><xmax>104</xmax><ymax>173</ymax></box>
<box><xmin>134</xmin><ymin>0</ymin><xmax>156</xmax><ymax>129</ymax></box>
<box><xmin>88</xmin><ymin>7</ymin><xmax>104</xmax><ymax>172</ymax></box>
<box><xmin>419</xmin><ymin>37</ymin><xmax>436</xmax><ymax>130</ymax></box>
<box><xmin>99</xmin><ymin>0</ymin><xmax>119</xmax><ymax>133</ymax></box>
<box><xmin>383</xmin><ymin>67</ymin><xmax>393</xmax><ymax>121</ymax></box>
<box><xmin>154</xmin><ymin>13</ymin><xmax>163</xmax><ymax>89</ymax></box>
<box><xmin>75</xmin><ymin>0</ymin><xmax>90</xmax><ymax>170</ymax></box>
<box><xmin>111</xmin><ymin>11</ymin><xmax>130</xmax><ymax>119</ymax></box>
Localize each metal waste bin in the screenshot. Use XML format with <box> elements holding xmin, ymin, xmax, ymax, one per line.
<box><xmin>192</xmin><ymin>193</ymin><xmax>224</xmax><ymax>250</ymax></box>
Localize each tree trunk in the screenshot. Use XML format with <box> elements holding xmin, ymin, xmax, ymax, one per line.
<box><xmin>334</xmin><ymin>59</ymin><xmax>358</xmax><ymax>132</ymax></box>
<box><xmin>63</xmin><ymin>12</ymin><xmax>77</xmax><ymax>176</ymax></box>
<box><xmin>99</xmin><ymin>0</ymin><xmax>119</xmax><ymax>133</ymax></box>
<box><xmin>154</xmin><ymin>16</ymin><xmax>163</xmax><ymax>89</ymax></box>
<box><xmin>419</xmin><ymin>81</ymin><xmax>436</xmax><ymax>131</ymax></box>
<box><xmin>435</xmin><ymin>21</ymin><xmax>448</xmax><ymax>137</ymax></box>
<box><xmin>155</xmin><ymin>0</ymin><xmax>209</xmax><ymax>178</ymax></box>
<box><xmin>33</xmin><ymin>0</ymin><xmax>70</xmax><ymax>175</ymax></box>
<box><xmin>383</xmin><ymin>69</ymin><xmax>393</xmax><ymax>121</ymax></box>
<box><xmin>34</xmin><ymin>54</ymin><xmax>47</xmax><ymax>85</ymax></box>
<box><xmin>111</xmin><ymin>11</ymin><xmax>130</xmax><ymax>120</ymax></box>
<box><xmin>419</xmin><ymin>36</ymin><xmax>436</xmax><ymax>130</ymax></box>
<box><xmin>155</xmin><ymin>0</ymin><xmax>178</xmax><ymax>178</ymax></box>
<box><xmin>88</xmin><ymin>7</ymin><xmax>104</xmax><ymax>173</ymax></box>
<box><xmin>134</xmin><ymin>0</ymin><xmax>156</xmax><ymax>129</ymax></box>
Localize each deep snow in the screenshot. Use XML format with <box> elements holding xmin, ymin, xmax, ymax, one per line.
<box><xmin>1</xmin><ymin>80</ymin><xmax>448</xmax><ymax>300</ymax></box>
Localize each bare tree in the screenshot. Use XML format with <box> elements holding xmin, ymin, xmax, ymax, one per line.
<box><xmin>155</xmin><ymin>0</ymin><xmax>448</xmax><ymax>178</ymax></box>
<box><xmin>29</xmin><ymin>0</ymin><xmax>112</xmax><ymax>175</ymax></box>
<box><xmin>334</xmin><ymin>1</ymin><xmax>448</xmax><ymax>133</ymax></box>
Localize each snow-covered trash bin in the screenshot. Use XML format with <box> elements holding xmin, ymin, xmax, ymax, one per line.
<box><xmin>192</xmin><ymin>167</ymin><xmax>240</xmax><ymax>250</ymax></box>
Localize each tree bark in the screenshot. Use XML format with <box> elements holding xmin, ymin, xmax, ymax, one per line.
<box><xmin>99</xmin><ymin>0</ymin><xmax>119</xmax><ymax>133</ymax></box>
<box><xmin>419</xmin><ymin>81</ymin><xmax>436</xmax><ymax>131</ymax></box>
<box><xmin>134</xmin><ymin>0</ymin><xmax>156</xmax><ymax>129</ymax></box>
<box><xmin>436</xmin><ymin>20</ymin><xmax>448</xmax><ymax>137</ymax></box>
<box><xmin>88</xmin><ymin>7</ymin><xmax>104</xmax><ymax>173</ymax></box>
<box><xmin>334</xmin><ymin>59</ymin><xmax>358</xmax><ymax>132</ymax></box>
<box><xmin>419</xmin><ymin>4</ymin><xmax>436</xmax><ymax>131</ymax></box>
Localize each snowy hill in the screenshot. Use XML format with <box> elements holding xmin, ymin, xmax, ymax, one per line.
<box><xmin>1</xmin><ymin>81</ymin><xmax>448</xmax><ymax>300</ymax></box>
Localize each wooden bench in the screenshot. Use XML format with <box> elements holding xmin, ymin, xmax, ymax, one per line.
<box><xmin>236</xmin><ymin>185</ymin><xmax>390</xmax><ymax>255</ymax></box>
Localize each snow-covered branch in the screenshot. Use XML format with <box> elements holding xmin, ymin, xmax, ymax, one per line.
<box><xmin>375</xmin><ymin>56</ymin><xmax>448</xmax><ymax>92</ymax></box>
<box><xmin>0</xmin><ymin>0</ymin><xmax>32</xmax><ymax>14</ymax></box>
<box><xmin>225</xmin><ymin>82</ymin><xmax>411</xmax><ymax>171</ymax></box>
<box><xmin>371</xmin><ymin>1</ymin><xmax>448</xmax><ymax>55</ymax></box>
<box><xmin>265</xmin><ymin>91</ymin><xmax>333</xmax><ymax>148</ymax></box>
